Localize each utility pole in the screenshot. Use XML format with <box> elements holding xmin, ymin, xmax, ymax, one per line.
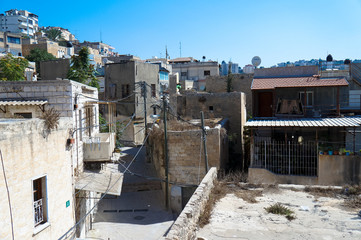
<box><xmin>200</xmin><ymin>111</ymin><xmax>209</xmax><ymax>173</ymax></box>
<box><xmin>143</xmin><ymin>81</ymin><xmax>148</xmax><ymax>139</ymax></box>
<box><xmin>163</xmin><ymin>95</ymin><xmax>169</xmax><ymax>209</ymax></box>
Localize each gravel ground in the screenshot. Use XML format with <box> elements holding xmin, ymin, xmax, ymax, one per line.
<box><xmin>197</xmin><ymin>187</ymin><xmax>361</xmax><ymax>240</ymax></box>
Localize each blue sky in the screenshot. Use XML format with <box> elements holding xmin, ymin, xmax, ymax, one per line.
<box><xmin>2</xmin><ymin>0</ymin><xmax>361</xmax><ymax>67</ymax></box>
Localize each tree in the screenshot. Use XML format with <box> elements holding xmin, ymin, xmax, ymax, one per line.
<box><xmin>226</xmin><ymin>61</ymin><xmax>233</xmax><ymax>92</ymax></box>
<box><xmin>0</xmin><ymin>54</ymin><xmax>29</xmax><ymax>81</ymax></box>
<box><xmin>67</xmin><ymin>47</ymin><xmax>99</xmax><ymax>89</ymax></box>
<box><xmin>25</xmin><ymin>48</ymin><xmax>56</xmax><ymax>77</ymax></box>
<box><xmin>44</xmin><ymin>28</ymin><xmax>63</xmax><ymax>41</ymax></box>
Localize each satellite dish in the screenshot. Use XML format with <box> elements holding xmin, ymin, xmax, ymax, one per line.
<box><xmin>252</xmin><ymin>56</ymin><xmax>261</xmax><ymax>67</ymax></box>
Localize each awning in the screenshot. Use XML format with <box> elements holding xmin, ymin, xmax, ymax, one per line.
<box><xmin>245</xmin><ymin>116</ymin><xmax>361</xmax><ymax>127</ymax></box>
<box><xmin>75</xmin><ymin>170</ymin><xmax>123</xmax><ymax>196</ymax></box>
<box><xmin>0</xmin><ymin>100</ymin><xmax>48</xmax><ymax>106</ymax></box>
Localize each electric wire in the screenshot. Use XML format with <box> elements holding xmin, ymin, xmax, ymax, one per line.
<box><xmin>0</xmin><ymin>150</ymin><xmax>15</xmax><ymax>240</ymax></box>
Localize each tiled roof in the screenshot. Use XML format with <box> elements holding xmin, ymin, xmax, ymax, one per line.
<box><xmin>245</xmin><ymin>116</ymin><xmax>361</xmax><ymax>127</ymax></box>
<box><xmin>251</xmin><ymin>77</ymin><xmax>348</xmax><ymax>90</ymax></box>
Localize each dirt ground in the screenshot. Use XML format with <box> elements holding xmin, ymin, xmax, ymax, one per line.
<box><xmin>197</xmin><ymin>184</ymin><xmax>361</xmax><ymax>240</ymax></box>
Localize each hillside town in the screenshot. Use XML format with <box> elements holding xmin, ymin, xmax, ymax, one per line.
<box><xmin>0</xmin><ymin>7</ymin><xmax>361</xmax><ymax>240</ymax></box>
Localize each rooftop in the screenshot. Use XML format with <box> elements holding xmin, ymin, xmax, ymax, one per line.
<box><xmin>251</xmin><ymin>76</ymin><xmax>348</xmax><ymax>90</ymax></box>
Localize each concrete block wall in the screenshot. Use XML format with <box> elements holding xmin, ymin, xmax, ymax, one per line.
<box><xmin>162</xmin><ymin>167</ymin><xmax>217</xmax><ymax>240</ymax></box>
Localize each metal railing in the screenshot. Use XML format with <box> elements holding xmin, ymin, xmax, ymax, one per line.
<box><xmin>252</xmin><ymin>140</ymin><xmax>318</xmax><ymax>177</ymax></box>
<box><xmin>34</xmin><ymin>198</ymin><xmax>43</xmax><ymax>226</ymax></box>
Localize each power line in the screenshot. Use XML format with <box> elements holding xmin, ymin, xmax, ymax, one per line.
<box><xmin>0</xmin><ymin>150</ymin><xmax>15</xmax><ymax>240</ymax></box>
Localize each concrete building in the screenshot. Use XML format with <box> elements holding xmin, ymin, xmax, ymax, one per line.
<box><xmin>0</xmin><ymin>80</ymin><xmax>119</xmax><ymax>238</ymax></box>
<box><xmin>78</xmin><ymin>41</ymin><xmax>116</xmax><ymax>57</ymax></box>
<box><xmin>105</xmin><ymin>61</ymin><xmax>160</xmax><ymax>144</ymax></box>
<box><xmin>170</xmin><ymin>57</ymin><xmax>219</xmax><ymax>91</ymax></box>
<box><xmin>22</xmin><ymin>39</ymin><xmax>74</xmax><ymax>58</ymax></box>
<box><xmin>0</xmin><ymin>9</ymin><xmax>39</xmax><ymax>37</ymax></box>
<box><xmin>0</xmin><ymin>31</ymin><xmax>22</xmax><ymax>56</ymax></box>
<box><xmin>39</xmin><ymin>59</ymin><xmax>71</xmax><ymax>80</ymax></box>
<box><xmin>220</xmin><ymin>61</ymin><xmax>239</xmax><ymax>75</ymax></box>
<box><xmin>0</xmin><ymin>118</ymin><xmax>75</xmax><ymax>240</ymax></box>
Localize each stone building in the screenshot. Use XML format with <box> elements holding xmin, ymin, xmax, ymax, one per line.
<box><xmin>22</xmin><ymin>39</ymin><xmax>74</xmax><ymax>58</ymax></box>
<box><xmin>148</xmin><ymin>119</ymin><xmax>228</xmax><ymax>212</ymax></box>
<box><xmin>104</xmin><ymin>61</ymin><xmax>160</xmax><ymax>144</ymax></box>
<box><xmin>205</xmin><ymin>73</ymin><xmax>253</xmax><ymax>116</ymax></box>
<box><xmin>0</xmin><ymin>118</ymin><xmax>75</xmax><ymax>239</ymax></box>
<box><xmin>0</xmin><ymin>80</ymin><xmax>119</xmax><ymax>238</ymax></box>
<box><xmin>176</xmin><ymin>92</ymin><xmax>246</xmax><ymax>154</ymax></box>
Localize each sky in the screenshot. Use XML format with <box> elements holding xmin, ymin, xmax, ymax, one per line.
<box><xmin>1</xmin><ymin>0</ymin><xmax>361</xmax><ymax>67</ymax></box>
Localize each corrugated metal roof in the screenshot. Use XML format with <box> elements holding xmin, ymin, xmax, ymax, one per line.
<box><xmin>0</xmin><ymin>100</ymin><xmax>48</xmax><ymax>106</ymax></box>
<box><xmin>245</xmin><ymin>116</ymin><xmax>361</xmax><ymax>127</ymax></box>
<box><xmin>251</xmin><ymin>77</ymin><xmax>348</xmax><ymax>90</ymax></box>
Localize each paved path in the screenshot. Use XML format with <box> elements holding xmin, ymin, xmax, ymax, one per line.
<box><xmin>87</xmin><ymin>147</ymin><xmax>174</xmax><ymax>240</ymax></box>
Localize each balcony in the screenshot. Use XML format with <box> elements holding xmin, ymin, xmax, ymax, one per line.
<box><xmin>83</xmin><ymin>132</ymin><xmax>115</xmax><ymax>162</ymax></box>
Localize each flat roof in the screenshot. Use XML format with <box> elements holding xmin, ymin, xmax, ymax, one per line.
<box><xmin>75</xmin><ymin>170</ymin><xmax>123</xmax><ymax>196</ymax></box>
<box><xmin>245</xmin><ymin>116</ymin><xmax>361</xmax><ymax>127</ymax></box>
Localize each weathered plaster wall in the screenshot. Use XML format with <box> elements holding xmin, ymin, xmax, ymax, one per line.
<box><xmin>0</xmin><ymin>119</ymin><xmax>75</xmax><ymax>240</ymax></box>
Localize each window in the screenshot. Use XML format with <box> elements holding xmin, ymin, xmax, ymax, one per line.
<box><xmin>33</xmin><ymin>176</ymin><xmax>48</xmax><ymax>227</ymax></box>
<box><xmin>181</xmin><ymin>72</ymin><xmax>187</xmax><ymax>77</ymax></box>
<box><xmin>28</xmin><ymin>19</ymin><xmax>33</xmax><ymax>25</ymax></box>
<box><xmin>14</xmin><ymin>112</ymin><xmax>32</xmax><ymax>118</ymax></box>
<box><xmin>204</xmin><ymin>70</ymin><xmax>210</xmax><ymax>76</ymax></box>
<box><xmin>0</xmin><ymin>38</ymin><xmax>3</xmax><ymax>42</ymax></box>
<box><xmin>121</xmin><ymin>84</ymin><xmax>130</xmax><ymax>98</ymax></box>
<box><xmin>209</xmin><ymin>106</ymin><xmax>214</xmax><ymax>111</ymax></box>
<box><xmin>108</xmin><ymin>83</ymin><xmax>117</xmax><ymax>98</ymax></box>
<box><xmin>299</xmin><ymin>91</ymin><xmax>314</xmax><ymax>106</ymax></box>
<box><xmin>151</xmin><ymin>84</ymin><xmax>156</xmax><ymax>97</ymax></box>
<box><xmin>7</xmin><ymin>36</ymin><xmax>20</xmax><ymax>44</ymax></box>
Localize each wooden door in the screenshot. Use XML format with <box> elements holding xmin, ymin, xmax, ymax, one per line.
<box><xmin>258</xmin><ymin>92</ymin><xmax>273</xmax><ymax>117</ymax></box>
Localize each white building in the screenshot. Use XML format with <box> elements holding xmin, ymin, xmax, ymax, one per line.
<box><xmin>170</xmin><ymin>57</ymin><xmax>219</xmax><ymax>91</ymax></box>
<box><xmin>243</xmin><ymin>64</ymin><xmax>255</xmax><ymax>74</ymax></box>
<box><xmin>0</xmin><ymin>9</ymin><xmax>39</xmax><ymax>37</ymax></box>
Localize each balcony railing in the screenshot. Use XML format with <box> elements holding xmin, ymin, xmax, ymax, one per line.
<box><xmin>34</xmin><ymin>198</ymin><xmax>43</xmax><ymax>226</ymax></box>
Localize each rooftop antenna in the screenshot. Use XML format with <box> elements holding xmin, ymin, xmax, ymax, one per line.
<box><xmin>100</xmin><ymin>29</ymin><xmax>102</xmax><ymax>43</ymax></box>
<box><xmin>165</xmin><ymin>45</ymin><xmax>169</xmax><ymax>59</ymax></box>
<box><xmin>179</xmin><ymin>42</ymin><xmax>182</xmax><ymax>58</ymax></box>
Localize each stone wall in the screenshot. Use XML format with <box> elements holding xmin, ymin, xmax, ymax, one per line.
<box><xmin>149</xmin><ymin>122</ymin><xmax>227</xmax><ymax>186</ymax></box>
<box><xmin>40</xmin><ymin>59</ymin><xmax>70</xmax><ymax>80</ymax></box>
<box><xmin>0</xmin><ymin>118</ymin><xmax>75</xmax><ymax>240</ymax></box>
<box><xmin>205</xmin><ymin>73</ymin><xmax>253</xmax><ymax>115</ymax></box>
<box><xmin>177</xmin><ymin>92</ymin><xmax>246</xmax><ymax>153</ymax></box>
<box><xmin>162</xmin><ymin>167</ymin><xmax>217</xmax><ymax>240</ymax></box>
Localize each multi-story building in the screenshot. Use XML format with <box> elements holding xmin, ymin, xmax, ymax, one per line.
<box><xmin>0</xmin><ymin>80</ymin><xmax>119</xmax><ymax>238</ymax></box>
<box><xmin>105</xmin><ymin>61</ymin><xmax>159</xmax><ymax>144</ymax></box>
<box><xmin>78</xmin><ymin>41</ymin><xmax>116</xmax><ymax>57</ymax></box>
<box><xmin>220</xmin><ymin>60</ymin><xmax>239</xmax><ymax>75</ymax></box>
<box><xmin>170</xmin><ymin>57</ymin><xmax>219</xmax><ymax>91</ymax></box>
<box><xmin>0</xmin><ymin>9</ymin><xmax>39</xmax><ymax>37</ymax></box>
<box><xmin>42</xmin><ymin>26</ymin><xmax>77</xmax><ymax>42</ymax></box>
<box><xmin>22</xmin><ymin>39</ymin><xmax>74</xmax><ymax>58</ymax></box>
<box><xmin>0</xmin><ymin>31</ymin><xmax>22</xmax><ymax>55</ymax></box>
